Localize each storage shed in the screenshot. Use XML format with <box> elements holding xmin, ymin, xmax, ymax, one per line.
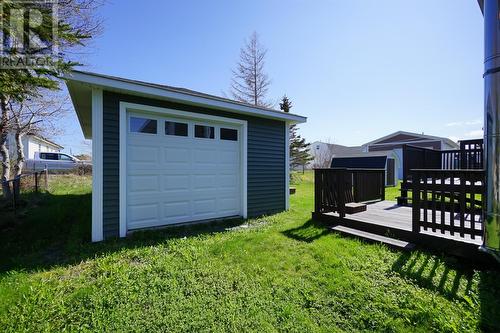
<box><xmin>331</xmin><ymin>154</ymin><xmax>397</xmax><ymax>187</ymax></box>
<box><xmin>66</xmin><ymin>71</ymin><xmax>307</xmax><ymax>242</ymax></box>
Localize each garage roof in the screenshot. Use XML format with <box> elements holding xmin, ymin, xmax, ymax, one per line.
<box><xmin>66</xmin><ymin>71</ymin><xmax>307</xmax><ymax>139</ymax></box>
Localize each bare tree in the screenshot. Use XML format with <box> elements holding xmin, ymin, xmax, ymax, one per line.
<box><xmin>0</xmin><ymin>97</ymin><xmax>12</xmax><ymax>197</ymax></box>
<box><xmin>0</xmin><ymin>0</ymin><xmax>104</xmax><ymax>198</ymax></box>
<box><xmin>8</xmin><ymin>93</ymin><xmax>68</xmax><ymax>176</ymax></box>
<box><xmin>231</xmin><ymin>32</ymin><xmax>272</xmax><ymax>107</ymax></box>
<box><xmin>311</xmin><ymin>141</ymin><xmax>337</xmax><ymax>169</ymax></box>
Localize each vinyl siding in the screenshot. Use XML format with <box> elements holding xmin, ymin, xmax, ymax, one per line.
<box><xmin>102</xmin><ymin>94</ymin><xmax>120</xmax><ymax>238</ymax></box>
<box><xmin>101</xmin><ymin>91</ymin><xmax>285</xmax><ymax>238</ymax></box>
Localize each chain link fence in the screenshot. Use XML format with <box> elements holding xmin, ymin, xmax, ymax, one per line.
<box><xmin>1</xmin><ymin>169</ymin><xmax>49</xmax><ymax>211</ymax></box>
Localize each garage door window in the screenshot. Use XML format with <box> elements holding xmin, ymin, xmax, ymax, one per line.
<box><xmin>165</xmin><ymin>121</ymin><xmax>188</xmax><ymax>137</ymax></box>
<box><xmin>130</xmin><ymin>117</ymin><xmax>157</xmax><ymax>134</ymax></box>
<box><xmin>220</xmin><ymin>128</ymin><xmax>238</xmax><ymax>141</ymax></box>
<box><xmin>195</xmin><ymin>125</ymin><xmax>215</xmax><ymax>139</ymax></box>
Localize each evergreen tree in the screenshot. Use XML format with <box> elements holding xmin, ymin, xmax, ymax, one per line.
<box><xmin>279</xmin><ymin>95</ymin><xmax>313</xmax><ymax>171</ymax></box>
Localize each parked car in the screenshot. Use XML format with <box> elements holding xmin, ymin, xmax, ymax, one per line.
<box><xmin>25</xmin><ymin>152</ymin><xmax>92</xmax><ymax>171</ymax></box>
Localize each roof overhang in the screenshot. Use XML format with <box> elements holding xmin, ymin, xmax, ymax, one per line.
<box><xmin>478</xmin><ymin>0</ymin><xmax>484</xmax><ymax>15</ymax></box>
<box><xmin>65</xmin><ymin>71</ymin><xmax>307</xmax><ymax>139</ymax></box>
<box><xmin>28</xmin><ymin>134</ymin><xmax>64</xmax><ymax>149</ymax></box>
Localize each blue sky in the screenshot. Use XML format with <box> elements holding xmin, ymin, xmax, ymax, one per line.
<box><xmin>60</xmin><ymin>0</ymin><xmax>484</xmax><ymax>155</ymax></box>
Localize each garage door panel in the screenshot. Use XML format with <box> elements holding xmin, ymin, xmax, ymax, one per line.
<box><xmin>127</xmin><ymin>113</ymin><xmax>242</xmax><ymax>230</ymax></box>
<box><xmin>162</xmin><ymin>201</ymin><xmax>191</xmax><ymax>219</ymax></box>
<box><xmin>193</xmin><ymin>149</ymin><xmax>218</xmax><ymax>163</ymax></box>
<box><xmin>128</xmin><ymin>175</ymin><xmax>161</xmax><ymax>194</ymax></box>
<box><xmin>218</xmin><ymin>150</ymin><xmax>239</xmax><ymax>163</ymax></box>
<box><xmin>164</xmin><ymin>147</ymin><xmax>190</xmax><ymax>162</ymax></box>
<box><xmin>219</xmin><ymin>197</ymin><xmax>239</xmax><ymax>212</ymax></box>
<box><xmin>193</xmin><ymin>198</ymin><xmax>217</xmax><ymax>215</ymax></box>
<box><xmin>129</xmin><ymin>146</ymin><xmax>159</xmax><ymax>163</ymax></box>
<box><xmin>192</xmin><ymin>175</ymin><xmax>216</xmax><ymax>189</ymax></box>
<box><xmin>218</xmin><ymin>174</ymin><xmax>239</xmax><ymax>188</ymax></box>
<box><xmin>163</xmin><ymin>175</ymin><xmax>190</xmax><ymax>191</ymax></box>
<box><xmin>128</xmin><ymin>203</ymin><xmax>160</xmax><ymax>229</ymax></box>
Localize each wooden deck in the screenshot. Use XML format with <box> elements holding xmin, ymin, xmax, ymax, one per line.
<box><xmin>313</xmin><ymin>199</ymin><xmax>491</xmax><ymax>262</ymax></box>
<box><xmin>322</xmin><ymin>200</ymin><xmax>482</xmax><ymax>246</ymax></box>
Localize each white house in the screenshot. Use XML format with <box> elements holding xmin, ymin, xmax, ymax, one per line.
<box><xmin>308</xmin><ymin>141</ymin><xmax>363</xmax><ymax>168</ymax></box>
<box><xmin>361</xmin><ymin>131</ymin><xmax>459</xmax><ymax>180</ymax></box>
<box><xmin>311</xmin><ymin>131</ymin><xmax>460</xmax><ymax>185</ymax></box>
<box><xmin>5</xmin><ymin>132</ymin><xmax>63</xmax><ymax>160</ymax></box>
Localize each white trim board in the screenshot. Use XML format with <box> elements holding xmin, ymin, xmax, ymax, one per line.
<box><xmin>119</xmin><ymin>102</ymin><xmax>248</xmax><ymax>237</ymax></box>
<box><xmin>285</xmin><ymin>122</ymin><xmax>290</xmax><ymax>210</ymax></box>
<box><xmin>91</xmin><ymin>88</ymin><xmax>104</xmax><ymax>242</ymax></box>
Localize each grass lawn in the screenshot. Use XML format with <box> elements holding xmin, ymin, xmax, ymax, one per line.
<box><xmin>0</xmin><ymin>173</ymin><xmax>499</xmax><ymax>332</ymax></box>
<box><xmin>385</xmin><ymin>181</ymin><xmax>403</xmax><ymax>202</ymax></box>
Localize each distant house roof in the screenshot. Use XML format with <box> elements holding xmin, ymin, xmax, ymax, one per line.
<box><xmin>363</xmin><ymin>131</ymin><xmax>459</xmax><ymax>149</ymax></box>
<box><xmin>27</xmin><ymin>133</ymin><xmax>64</xmax><ymax>149</ymax></box>
<box><xmin>311</xmin><ymin>141</ymin><xmax>363</xmax><ymax>156</ymax></box>
<box><xmin>331</xmin><ymin>155</ymin><xmax>387</xmax><ymax>169</ymax></box>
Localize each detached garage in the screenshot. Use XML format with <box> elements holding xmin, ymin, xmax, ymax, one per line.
<box><xmin>66</xmin><ymin>71</ymin><xmax>307</xmax><ymax>242</ymax></box>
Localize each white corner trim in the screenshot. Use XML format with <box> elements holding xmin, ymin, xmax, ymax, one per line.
<box><xmin>119</xmin><ymin>103</ymin><xmax>127</xmax><ymax>237</ymax></box>
<box><xmin>242</xmin><ymin>124</ymin><xmax>248</xmax><ymax>219</ymax></box>
<box><xmin>285</xmin><ymin>122</ymin><xmax>290</xmax><ymax>210</ymax></box>
<box><xmin>118</xmin><ymin>102</ymin><xmax>248</xmax><ymax>236</ymax></box>
<box><xmin>91</xmin><ymin>88</ymin><xmax>104</xmax><ymax>242</ymax></box>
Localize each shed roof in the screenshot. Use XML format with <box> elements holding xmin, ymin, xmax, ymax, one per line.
<box><xmin>331</xmin><ymin>155</ymin><xmax>388</xmax><ymax>169</ymax></box>
<box><xmin>66</xmin><ymin>71</ymin><xmax>307</xmax><ymax>139</ymax></box>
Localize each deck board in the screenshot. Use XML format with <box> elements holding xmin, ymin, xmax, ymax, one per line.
<box><xmin>325</xmin><ymin>200</ymin><xmax>482</xmax><ymax>245</ymax></box>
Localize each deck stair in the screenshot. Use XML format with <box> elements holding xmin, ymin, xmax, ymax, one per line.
<box><xmin>331</xmin><ymin>225</ymin><xmax>416</xmax><ymax>251</ymax></box>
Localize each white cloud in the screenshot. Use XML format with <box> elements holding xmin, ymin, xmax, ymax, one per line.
<box><xmin>445</xmin><ymin>118</ymin><xmax>482</xmax><ymax>127</ymax></box>
<box><xmin>464</xmin><ymin>129</ymin><xmax>484</xmax><ymax>138</ymax></box>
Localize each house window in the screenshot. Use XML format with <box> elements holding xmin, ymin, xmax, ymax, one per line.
<box><xmin>195</xmin><ymin>125</ymin><xmax>215</xmax><ymax>139</ymax></box>
<box><xmin>165</xmin><ymin>121</ymin><xmax>188</xmax><ymax>137</ymax></box>
<box><xmin>220</xmin><ymin>128</ymin><xmax>238</xmax><ymax>141</ymax></box>
<box><xmin>130</xmin><ymin>117</ymin><xmax>157</xmax><ymax>134</ymax></box>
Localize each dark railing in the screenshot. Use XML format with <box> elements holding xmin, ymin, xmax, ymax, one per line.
<box><xmin>409</xmin><ymin>169</ymin><xmax>485</xmax><ymax>239</ymax></box>
<box><xmin>314</xmin><ymin>168</ymin><xmax>385</xmax><ymax>217</ymax></box>
<box><xmin>401</xmin><ymin>140</ymin><xmax>484</xmax><ymax>203</ymax></box>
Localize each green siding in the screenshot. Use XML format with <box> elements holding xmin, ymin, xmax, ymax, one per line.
<box><xmin>102</xmin><ymin>91</ymin><xmax>285</xmax><ymax>239</ymax></box>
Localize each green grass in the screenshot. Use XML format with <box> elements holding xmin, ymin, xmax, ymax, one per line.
<box><xmin>385</xmin><ymin>181</ymin><xmax>403</xmax><ymax>202</ymax></box>
<box><xmin>0</xmin><ymin>173</ymin><xmax>499</xmax><ymax>332</ymax></box>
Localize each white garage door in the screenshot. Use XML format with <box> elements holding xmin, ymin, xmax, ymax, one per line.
<box><xmin>126</xmin><ymin>112</ymin><xmax>242</xmax><ymax>230</ymax></box>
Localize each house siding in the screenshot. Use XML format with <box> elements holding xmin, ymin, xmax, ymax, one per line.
<box><xmin>101</xmin><ymin>91</ymin><xmax>285</xmax><ymax>238</ymax></box>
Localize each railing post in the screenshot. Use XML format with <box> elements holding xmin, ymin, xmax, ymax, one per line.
<box><xmin>412</xmin><ymin>170</ymin><xmax>420</xmax><ymax>233</ymax></box>
<box><xmin>44</xmin><ymin>169</ymin><xmax>48</xmax><ymax>192</ymax></box>
<box><xmin>380</xmin><ymin>170</ymin><xmax>385</xmax><ymax>201</ymax></box>
<box><xmin>338</xmin><ymin>169</ymin><xmax>346</xmax><ymax>218</ymax></box>
<box><xmin>314</xmin><ymin>169</ymin><xmax>321</xmax><ymax>213</ymax></box>
<box><xmin>35</xmin><ymin>172</ymin><xmax>38</xmax><ymax>193</ymax></box>
<box><xmin>402</xmin><ymin>145</ymin><xmax>408</xmax><ymax>204</ymax></box>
